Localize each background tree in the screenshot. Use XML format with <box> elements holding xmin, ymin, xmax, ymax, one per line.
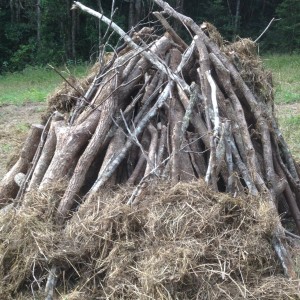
<box><xmin>0</xmin><ymin>0</ymin><xmax>298</xmax><ymax>73</ymax></box>
<box><xmin>272</xmin><ymin>0</ymin><xmax>300</xmax><ymax>53</ymax></box>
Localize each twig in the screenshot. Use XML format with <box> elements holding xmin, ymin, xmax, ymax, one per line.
<box><xmin>72</xmin><ymin>1</ymin><xmax>190</xmax><ymax>95</ymax></box>
<box><xmin>254</xmin><ymin>18</ymin><xmax>281</xmax><ymax>43</ymax></box>
<box><xmin>48</xmin><ymin>64</ymin><xmax>90</xmax><ymax>105</ymax></box>
<box><xmin>127</xmin><ymin>154</ymin><xmax>171</xmax><ymax>206</ymax></box>
<box><xmin>152</xmin><ymin>11</ymin><xmax>188</xmax><ymax>49</ymax></box>
<box><xmin>285</xmin><ymin>229</ymin><xmax>300</xmax><ymax>240</ymax></box>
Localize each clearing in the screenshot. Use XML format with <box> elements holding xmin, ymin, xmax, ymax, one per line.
<box><xmin>0</xmin><ymin>102</ymin><xmax>46</xmax><ymax>178</ymax></box>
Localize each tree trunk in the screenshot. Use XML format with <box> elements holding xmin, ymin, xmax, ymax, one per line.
<box><xmin>37</xmin><ymin>0</ymin><xmax>41</xmax><ymax>47</ymax></box>
<box><xmin>233</xmin><ymin>0</ymin><xmax>241</xmax><ymax>39</ymax></box>
<box><xmin>71</xmin><ymin>8</ymin><xmax>76</xmax><ymax>60</ymax></box>
<box><xmin>128</xmin><ymin>0</ymin><xmax>143</xmax><ymax>30</ymax></box>
<box><xmin>0</xmin><ymin>124</ymin><xmax>44</xmax><ymax>205</ymax></box>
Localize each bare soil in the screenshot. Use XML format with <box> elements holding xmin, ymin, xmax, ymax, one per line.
<box><xmin>0</xmin><ymin>102</ymin><xmax>46</xmax><ymax>179</ymax></box>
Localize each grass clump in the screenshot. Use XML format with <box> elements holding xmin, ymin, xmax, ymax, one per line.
<box><xmin>0</xmin><ymin>65</ymin><xmax>90</xmax><ymax>106</ymax></box>
<box><xmin>263</xmin><ymin>54</ymin><xmax>300</xmax><ymax>104</ymax></box>
<box><xmin>0</xmin><ymin>181</ymin><xmax>299</xmax><ymax>299</ymax></box>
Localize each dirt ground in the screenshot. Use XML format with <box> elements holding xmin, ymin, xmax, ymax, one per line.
<box><xmin>0</xmin><ymin>102</ymin><xmax>46</xmax><ymax>179</ymax></box>
<box><xmin>0</xmin><ymin>102</ymin><xmax>299</xmax><ymax>179</ymax></box>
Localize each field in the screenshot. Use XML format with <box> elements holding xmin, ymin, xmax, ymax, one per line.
<box><xmin>0</xmin><ymin>55</ymin><xmax>299</xmax><ymax>177</ymax></box>
<box><xmin>263</xmin><ymin>54</ymin><xmax>300</xmax><ymax>161</ymax></box>
<box><xmin>0</xmin><ymin>64</ymin><xmax>90</xmax><ymax>105</ymax></box>
<box><xmin>0</xmin><ymin>64</ymin><xmax>91</xmax><ymax>178</ymax></box>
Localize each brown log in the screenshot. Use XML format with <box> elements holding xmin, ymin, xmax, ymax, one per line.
<box><xmin>39</xmin><ymin>110</ymin><xmax>101</xmax><ymax>191</ymax></box>
<box><xmin>186</xmin><ymin>132</ymin><xmax>207</xmax><ymax>177</ymax></box>
<box><xmin>144</xmin><ymin>123</ymin><xmax>158</xmax><ymax>177</ymax></box>
<box><xmin>28</xmin><ymin>121</ymin><xmax>62</xmax><ymax>190</ymax></box>
<box><xmin>171</xmin><ymin>122</ymin><xmax>180</xmax><ymax>183</ymax></box>
<box><xmin>0</xmin><ymin>124</ymin><xmax>44</xmax><ymax>205</ymax></box>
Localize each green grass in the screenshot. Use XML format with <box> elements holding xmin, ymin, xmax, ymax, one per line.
<box><xmin>0</xmin><ymin>64</ymin><xmax>90</xmax><ymax>105</ymax></box>
<box><xmin>278</xmin><ymin>113</ymin><xmax>300</xmax><ymax>162</ymax></box>
<box><xmin>264</xmin><ymin>54</ymin><xmax>300</xmax><ymax>161</ymax></box>
<box><xmin>263</xmin><ymin>54</ymin><xmax>300</xmax><ymax>104</ymax></box>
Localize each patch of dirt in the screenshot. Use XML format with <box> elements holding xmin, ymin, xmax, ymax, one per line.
<box><xmin>276</xmin><ymin>102</ymin><xmax>300</xmax><ymax>116</ymax></box>
<box><xmin>0</xmin><ymin>102</ymin><xmax>46</xmax><ymax>179</ymax></box>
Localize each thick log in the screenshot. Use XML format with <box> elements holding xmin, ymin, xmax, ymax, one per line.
<box><xmin>28</xmin><ymin>120</ymin><xmax>62</xmax><ymax>190</ymax></box>
<box><xmin>39</xmin><ymin>110</ymin><xmax>101</xmax><ymax>191</ymax></box>
<box><xmin>144</xmin><ymin>123</ymin><xmax>158</xmax><ymax>177</ymax></box>
<box><xmin>0</xmin><ymin>124</ymin><xmax>44</xmax><ymax>205</ymax></box>
<box><xmin>56</xmin><ymin>35</ymin><xmax>172</xmax><ymax>220</ymax></box>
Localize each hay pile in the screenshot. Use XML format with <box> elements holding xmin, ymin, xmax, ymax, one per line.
<box><xmin>0</xmin><ymin>181</ymin><xmax>299</xmax><ymax>299</ymax></box>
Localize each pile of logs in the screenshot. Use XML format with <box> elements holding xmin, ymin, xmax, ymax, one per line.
<box><xmin>1</xmin><ymin>0</ymin><xmax>300</xmax><ymax>282</ymax></box>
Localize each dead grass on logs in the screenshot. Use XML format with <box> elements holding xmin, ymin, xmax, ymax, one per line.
<box><xmin>0</xmin><ymin>181</ymin><xmax>299</xmax><ymax>299</ymax></box>
<box><xmin>224</xmin><ymin>38</ymin><xmax>274</xmax><ymax>105</ymax></box>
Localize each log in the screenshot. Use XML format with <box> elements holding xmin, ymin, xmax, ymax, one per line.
<box><xmin>0</xmin><ymin>124</ymin><xmax>44</xmax><ymax>205</ymax></box>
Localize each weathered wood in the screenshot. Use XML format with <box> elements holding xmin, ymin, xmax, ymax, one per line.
<box><xmin>0</xmin><ymin>124</ymin><xmax>44</xmax><ymax>205</ymax></box>
<box><xmin>28</xmin><ymin>120</ymin><xmax>62</xmax><ymax>190</ymax></box>
<box><xmin>1</xmin><ymin>1</ymin><xmax>299</xmax><ymax>286</ymax></box>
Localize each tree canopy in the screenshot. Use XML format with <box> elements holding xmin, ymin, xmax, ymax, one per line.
<box><xmin>0</xmin><ymin>0</ymin><xmax>299</xmax><ymax>73</ymax></box>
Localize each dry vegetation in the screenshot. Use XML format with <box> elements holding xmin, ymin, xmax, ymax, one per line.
<box><xmin>1</xmin><ymin>1</ymin><xmax>300</xmax><ymax>299</ymax></box>
<box><xmin>0</xmin><ymin>181</ymin><xmax>299</xmax><ymax>299</ymax></box>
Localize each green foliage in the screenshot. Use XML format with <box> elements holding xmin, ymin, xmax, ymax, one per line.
<box><xmin>185</xmin><ymin>0</ymin><xmax>233</xmax><ymax>39</ymax></box>
<box><xmin>263</xmin><ymin>0</ymin><xmax>300</xmax><ymax>53</ymax></box>
<box><xmin>275</xmin><ymin>0</ymin><xmax>300</xmax><ymax>53</ymax></box>
<box><xmin>9</xmin><ymin>42</ymin><xmax>37</xmax><ymax>71</ymax></box>
<box><xmin>0</xmin><ymin>0</ymin><xmax>299</xmax><ymax>73</ymax></box>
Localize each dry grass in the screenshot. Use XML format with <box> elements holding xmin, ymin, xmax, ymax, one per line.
<box><xmin>0</xmin><ymin>181</ymin><xmax>299</xmax><ymax>299</ymax></box>
<box><xmin>224</xmin><ymin>38</ymin><xmax>274</xmax><ymax>107</ymax></box>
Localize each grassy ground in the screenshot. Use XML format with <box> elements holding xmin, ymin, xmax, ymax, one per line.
<box><xmin>0</xmin><ymin>64</ymin><xmax>90</xmax><ymax>105</ymax></box>
<box><xmin>263</xmin><ymin>55</ymin><xmax>300</xmax><ymax>161</ymax></box>
<box><xmin>0</xmin><ymin>64</ymin><xmax>91</xmax><ymax>178</ymax></box>
<box><xmin>263</xmin><ymin>54</ymin><xmax>300</xmax><ymax>104</ymax></box>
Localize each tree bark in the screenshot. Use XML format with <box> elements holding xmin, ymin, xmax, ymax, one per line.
<box><xmin>36</xmin><ymin>0</ymin><xmax>41</xmax><ymax>47</ymax></box>
<box><xmin>0</xmin><ymin>124</ymin><xmax>44</xmax><ymax>205</ymax></box>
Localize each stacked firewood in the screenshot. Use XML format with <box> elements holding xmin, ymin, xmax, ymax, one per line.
<box><xmin>1</xmin><ymin>0</ymin><xmax>299</xmax><ymax>287</ymax></box>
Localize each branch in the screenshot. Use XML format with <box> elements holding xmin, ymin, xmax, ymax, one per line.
<box><xmin>153</xmin><ymin>11</ymin><xmax>188</xmax><ymax>49</ymax></box>
<box><xmin>206</xmin><ymin>70</ymin><xmax>220</xmax><ymax>137</ymax></box>
<box><xmin>45</xmin><ymin>266</ymin><xmax>58</xmax><ymax>300</ymax></box>
<box><xmin>72</xmin><ymin>1</ymin><xmax>190</xmax><ymax>95</ymax></box>
<box><xmin>254</xmin><ymin>18</ymin><xmax>281</xmax><ymax>43</ymax></box>
<box><xmin>89</xmin><ymin>82</ymin><xmax>174</xmax><ymax>194</ymax></box>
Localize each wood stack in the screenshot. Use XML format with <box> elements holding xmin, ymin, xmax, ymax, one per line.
<box><xmin>1</xmin><ymin>0</ymin><xmax>299</xmax><ymax>285</ymax></box>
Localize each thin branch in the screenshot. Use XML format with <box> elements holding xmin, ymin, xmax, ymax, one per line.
<box><xmin>285</xmin><ymin>229</ymin><xmax>300</xmax><ymax>240</ymax></box>
<box><xmin>48</xmin><ymin>64</ymin><xmax>90</xmax><ymax>106</ymax></box>
<box><xmin>254</xmin><ymin>18</ymin><xmax>281</xmax><ymax>43</ymax></box>
<box><xmin>72</xmin><ymin>1</ymin><xmax>190</xmax><ymax>95</ymax></box>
